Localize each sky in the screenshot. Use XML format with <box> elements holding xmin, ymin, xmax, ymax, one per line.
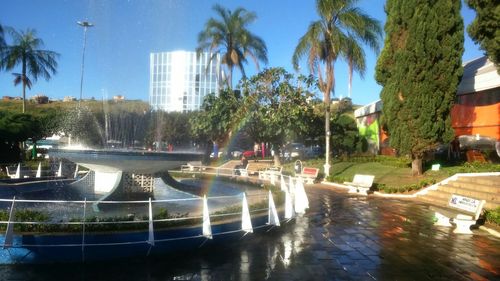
<box><xmin>0</xmin><ymin>0</ymin><xmax>484</xmax><ymax>106</ymax></box>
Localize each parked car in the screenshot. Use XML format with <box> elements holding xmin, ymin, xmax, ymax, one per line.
<box><xmin>231</xmin><ymin>150</ymin><xmax>243</xmax><ymax>158</ymax></box>
<box><xmin>286</xmin><ymin>143</ymin><xmax>305</xmax><ymax>158</ymax></box>
<box><xmin>209</xmin><ymin>151</ymin><xmax>224</xmax><ymax>158</ymax></box>
<box><xmin>305</xmin><ymin>145</ymin><xmax>323</xmax><ymax>158</ymax></box>
<box><xmin>242</xmin><ymin>150</ymin><xmax>256</xmax><ymax>158</ymax></box>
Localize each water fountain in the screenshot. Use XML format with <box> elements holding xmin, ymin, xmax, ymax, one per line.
<box><xmin>49</xmin><ymin>148</ymin><xmax>202</xmax><ymax>199</ymax></box>
<box><xmin>0</xmin><ymin>141</ymin><xmax>307</xmax><ymax>264</ymax></box>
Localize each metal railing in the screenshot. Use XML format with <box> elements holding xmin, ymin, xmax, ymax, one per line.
<box><xmin>0</xmin><ymin>192</ymin><xmax>274</xmax><ymax>250</ymax></box>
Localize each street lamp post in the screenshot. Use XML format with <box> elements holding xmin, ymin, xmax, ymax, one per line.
<box><xmin>77</xmin><ymin>21</ymin><xmax>94</xmax><ymax>106</ymax></box>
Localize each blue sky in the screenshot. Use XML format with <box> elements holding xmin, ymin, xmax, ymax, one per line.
<box><xmin>0</xmin><ymin>0</ymin><xmax>483</xmax><ymax>106</ymax></box>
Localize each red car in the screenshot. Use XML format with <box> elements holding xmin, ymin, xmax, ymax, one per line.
<box><xmin>242</xmin><ymin>150</ymin><xmax>256</xmax><ymax>158</ymax></box>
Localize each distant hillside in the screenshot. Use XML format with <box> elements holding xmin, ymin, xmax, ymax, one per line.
<box><xmin>0</xmin><ymin>99</ymin><xmax>150</xmax><ymax>114</ymax></box>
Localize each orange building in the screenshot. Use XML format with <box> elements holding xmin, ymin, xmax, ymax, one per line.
<box><xmin>452</xmin><ymin>56</ymin><xmax>499</xmax><ymax>153</ymax></box>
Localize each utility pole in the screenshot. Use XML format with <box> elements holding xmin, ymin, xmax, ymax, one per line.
<box><xmin>77</xmin><ymin>21</ymin><xmax>94</xmax><ymax>106</ymax></box>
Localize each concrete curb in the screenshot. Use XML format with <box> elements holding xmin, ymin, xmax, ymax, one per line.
<box><xmin>479</xmin><ymin>225</ymin><xmax>500</xmax><ymax>238</ymax></box>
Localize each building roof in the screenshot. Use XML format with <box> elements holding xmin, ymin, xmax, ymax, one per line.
<box><xmin>457</xmin><ymin>56</ymin><xmax>500</xmax><ymax>95</ymax></box>
<box><xmin>354</xmin><ymin>99</ymin><xmax>382</xmax><ymax>118</ymax></box>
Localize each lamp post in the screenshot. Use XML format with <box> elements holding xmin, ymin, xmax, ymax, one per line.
<box><xmin>77</xmin><ymin>21</ymin><xmax>94</xmax><ymax>106</ymax></box>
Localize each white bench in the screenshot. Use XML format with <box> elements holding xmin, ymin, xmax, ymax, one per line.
<box><xmin>233</xmin><ymin>164</ymin><xmax>249</xmax><ymax>177</ymax></box>
<box><xmin>344</xmin><ymin>174</ymin><xmax>374</xmax><ymax>194</ymax></box>
<box><xmin>180</xmin><ymin>161</ymin><xmax>203</xmax><ymax>172</ymax></box>
<box><xmin>431</xmin><ymin>194</ymin><xmax>485</xmax><ymax>234</ymax></box>
<box><xmin>258</xmin><ymin>167</ymin><xmax>282</xmax><ymax>184</ymax></box>
<box><xmin>297</xmin><ymin>167</ymin><xmax>319</xmax><ymax>184</ymax></box>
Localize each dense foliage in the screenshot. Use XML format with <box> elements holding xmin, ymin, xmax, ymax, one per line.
<box><xmin>0</xmin><ymin>100</ymin><xmax>203</xmax><ymax>161</ymax></box>
<box><xmin>190</xmin><ymin>89</ymin><xmax>242</xmax><ymax>161</ymax></box>
<box><xmin>466</xmin><ymin>0</ymin><xmax>500</xmax><ymax>72</ymax></box>
<box><xmin>145</xmin><ymin>111</ymin><xmax>195</xmax><ymax>150</ymax></box>
<box><xmin>330</xmin><ymin>115</ymin><xmax>359</xmax><ymax>156</ymax></box>
<box><xmin>240</xmin><ymin>68</ymin><xmax>317</xmax><ymax>165</ymax></box>
<box><xmin>375</xmin><ymin>0</ymin><xmax>464</xmax><ymax>175</ymax></box>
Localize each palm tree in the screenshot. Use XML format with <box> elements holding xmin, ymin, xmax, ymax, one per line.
<box><xmin>0</xmin><ymin>23</ymin><xmax>5</xmax><ymax>48</ymax></box>
<box><xmin>0</xmin><ymin>28</ymin><xmax>59</xmax><ymax>113</ymax></box>
<box><xmin>197</xmin><ymin>4</ymin><xmax>268</xmax><ymax>89</ymax></box>
<box><xmin>292</xmin><ymin>0</ymin><xmax>381</xmax><ymax>176</ymax></box>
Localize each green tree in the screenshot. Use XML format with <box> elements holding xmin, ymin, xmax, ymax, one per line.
<box><xmin>197</xmin><ymin>4</ymin><xmax>268</xmax><ymax>88</ymax></box>
<box><xmin>190</xmin><ymin>89</ymin><xmax>241</xmax><ymax>160</ymax></box>
<box><xmin>292</xmin><ymin>0</ymin><xmax>382</xmax><ymax>176</ymax></box>
<box><xmin>330</xmin><ymin>114</ymin><xmax>359</xmax><ymax>157</ymax></box>
<box><xmin>240</xmin><ymin>68</ymin><xmax>315</xmax><ymax>166</ymax></box>
<box><xmin>0</xmin><ymin>111</ymin><xmax>43</xmax><ymax>162</ymax></box>
<box><xmin>145</xmin><ymin>111</ymin><xmax>194</xmax><ymax>150</ymax></box>
<box><xmin>375</xmin><ymin>0</ymin><xmax>464</xmax><ymax>175</ymax></box>
<box><xmin>0</xmin><ymin>28</ymin><xmax>59</xmax><ymax>113</ymax></box>
<box><xmin>466</xmin><ymin>0</ymin><xmax>500</xmax><ymax>72</ymax></box>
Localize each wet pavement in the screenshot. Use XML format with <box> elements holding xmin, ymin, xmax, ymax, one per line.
<box><xmin>1</xmin><ymin>185</ymin><xmax>499</xmax><ymax>280</ymax></box>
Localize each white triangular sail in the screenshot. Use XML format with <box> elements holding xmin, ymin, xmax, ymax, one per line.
<box><xmin>241</xmin><ymin>193</ymin><xmax>253</xmax><ymax>233</ymax></box>
<box><xmin>288</xmin><ymin>176</ymin><xmax>295</xmax><ymax>195</ymax></box>
<box><xmin>284</xmin><ymin>189</ymin><xmax>295</xmax><ymax>220</ymax></box>
<box><xmin>280</xmin><ymin>175</ymin><xmax>287</xmax><ymax>191</ymax></box>
<box><xmin>267</xmin><ymin>191</ymin><xmax>280</xmax><ymax>226</ymax></box>
<box><xmin>294</xmin><ymin>177</ymin><xmax>309</xmax><ymax>214</ymax></box>
<box><xmin>35</xmin><ymin>162</ymin><xmax>41</xmax><ymax>178</ymax></box>
<box><xmin>202</xmin><ymin>195</ymin><xmax>213</xmax><ymax>239</ymax></box>
<box><xmin>14</xmin><ymin>163</ymin><xmax>20</xmax><ymax>179</ymax></box>
<box><xmin>148</xmin><ymin>197</ymin><xmax>155</xmax><ymax>246</ymax></box>
<box><xmin>57</xmin><ymin>161</ymin><xmax>62</xmax><ymax>177</ymax></box>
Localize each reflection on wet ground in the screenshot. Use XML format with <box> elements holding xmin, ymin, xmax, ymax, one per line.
<box><xmin>1</xmin><ymin>185</ymin><xmax>498</xmax><ymax>280</ymax></box>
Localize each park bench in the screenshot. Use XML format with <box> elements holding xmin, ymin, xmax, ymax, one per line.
<box><xmin>343</xmin><ymin>174</ymin><xmax>375</xmax><ymax>195</ymax></box>
<box><xmin>233</xmin><ymin>163</ymin><xmax>249</xmax><ymax>177</ymax></box>
<box><xmin>297</xmin><ymin>167</ymin><xmax>319</xmax><ymax>184</ymax></box>
<box><xmin>180</xmin><ymin>161</ymin><xmax>203</xmax><ymax>172</ymax></box>
<box><xmin>431</xmin><ymin>194</ymin><xmax>485</xmax><ymax>234</ymax></box>
<box><xmin>258</xmin><ymin>166</ymin><xmax>282</xmax><ymax>182</ymax></box>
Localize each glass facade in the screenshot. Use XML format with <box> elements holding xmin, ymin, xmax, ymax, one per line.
<box><xmin>149</xmin><ymin>51</ymin><xmax>220</xmax><ymax>112</ymax></box>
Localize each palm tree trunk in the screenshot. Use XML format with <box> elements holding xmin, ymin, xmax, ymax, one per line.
<box><xmin>348</xmin><ymin>59</ymin><xmax>353</xmax><ymax>99</ymax></box>
<box><xmin>22</xmin><ymin>82</ymin><xmax>26</xmax><ymax>113</ymax></box>
<box><xmin>323</xmin><ymin>63</ymin><xmax>334</xmax><ymax>177</ymax></box>
<box><xmin>229</xmin><ymin>67</ymin><xmax>233</xmax><ymax>89</ymax></box>
<box><xmin>22</xmin><ymin>61</ymin><xmax>26</xmax><ymax>113</ymax></box>
<box><xmin>325</xmin><ymin>99</ymin><xmax>331</xmax><ymax>175</ymax></box>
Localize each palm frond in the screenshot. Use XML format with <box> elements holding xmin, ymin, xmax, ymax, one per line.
<box><xmin>197</xmin><ymin>4</ymin><xmax>267</xmax><ymax>88</ymax></box>
<box><xmin>12</xmin><ymin>73</ymin><xmax>32</xmax><ymax>89</ymax></box>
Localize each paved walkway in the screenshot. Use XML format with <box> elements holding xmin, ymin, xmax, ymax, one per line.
<box><xmin>1</xmin><ymin>184</ymin><xmax>498</xmax><ymax>280</ymax></box>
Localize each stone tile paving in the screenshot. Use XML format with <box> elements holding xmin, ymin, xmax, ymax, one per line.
<box><xmin>0</xmin><ymin>184</ymin><xmax>498</xmax><ymax>281</ymax></box>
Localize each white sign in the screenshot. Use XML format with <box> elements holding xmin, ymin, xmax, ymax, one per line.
<box><xmin>449</xmin><ymin>194</ymin><xmax>480</xmax><ymax>213</ymax></box>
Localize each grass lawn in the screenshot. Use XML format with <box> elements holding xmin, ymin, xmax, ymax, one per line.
<box><xmin>281</xmin><ymin>156</ymin><xmax>500</xmax><ymax>191</ymax></box>
<box><xmin>329</xmin><ymin>162</ymin><xmax>428</xmax><ymax>187</ymax></box>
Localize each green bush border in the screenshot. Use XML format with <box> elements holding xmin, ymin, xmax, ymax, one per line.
<box><xmin>484</xmin><ymin>207</ymin><xmax>500</xmax><ymax>225</ymax></box>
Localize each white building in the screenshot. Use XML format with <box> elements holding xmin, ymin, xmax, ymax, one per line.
<box><xmin>149</xmin><ymin>51</ymin><xmax>221</xmax><ymax>112</ymax></box>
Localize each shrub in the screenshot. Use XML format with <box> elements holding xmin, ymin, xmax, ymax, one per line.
<box><xmin>484</xmin><ymin>208</ymin><xmax>500</xmax><ymax>225</ymax></box>
<box><xmin>375</xmin><ymin>178</ymin><xmax>435</xmax><ymax>194</ymax></box>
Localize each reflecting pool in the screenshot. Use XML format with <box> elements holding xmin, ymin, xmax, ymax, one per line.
<box><xmin>1</xmin><ymin>186</ymin><xmax>498</xmax><ymax>280</ymax></box>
